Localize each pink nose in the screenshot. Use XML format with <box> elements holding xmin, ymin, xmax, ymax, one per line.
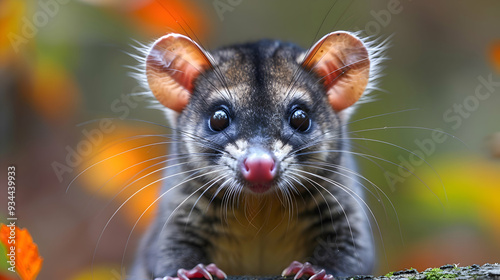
<box><xmin>241</xmin><ymin>152</ymin><xmax>277</xmax><ymax>183</ymax></box>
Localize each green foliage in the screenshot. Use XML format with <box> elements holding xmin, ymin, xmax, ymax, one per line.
<box><xmin>424</xmin><ymin>268</ymin><xmax>457</xmax><ymax>280</ymax></box>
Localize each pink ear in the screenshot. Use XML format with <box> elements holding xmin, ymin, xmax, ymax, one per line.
<box><xmin>302</xmin><ymin>32</ymin><xmax>370</xmax><ymax>111</ymax></box>
<box><xmin>146</xmin><ymin>33</ymin><xmax>212</xmax><ymax>112</ymax></box>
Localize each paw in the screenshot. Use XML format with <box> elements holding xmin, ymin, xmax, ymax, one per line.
<box><xmin>282</xmin><ymin>261</ymin><xmax>334</xmax><ymax>280</ymax></box>
<box><xmin>156</xmin><ymin>263</ymin><xmax>227</xmax><ymax>280</ymax></box>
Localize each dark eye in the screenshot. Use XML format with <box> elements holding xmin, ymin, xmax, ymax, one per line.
<box><xmin>209</xmin><ymin>109</ymin><xmax>230</xmax><ymax>131</ymax></box>
<box><xmin>289</xmin><ymin>108</ymin><xmax>311</xmax><ymax>132</ymax></box>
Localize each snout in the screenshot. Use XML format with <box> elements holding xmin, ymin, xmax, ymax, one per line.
<box><xmin>240</xmin><ymin>148</ymin><xmax>278</xmax><ymax>193</ymax></box>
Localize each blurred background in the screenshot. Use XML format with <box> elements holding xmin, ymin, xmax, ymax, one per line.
<box><xmin>1</xmin><ymin>0</ymin><xmax>499</xmax><ymax>279</ymax></box>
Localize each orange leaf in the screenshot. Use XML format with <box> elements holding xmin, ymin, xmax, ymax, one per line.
<box><xmin>0</xmin><ymin>224</ymin><xmax>43</xmax><ymax>280</ymax></box>
<box><xmin>130</xmin><ymin>0</ymin><xmax>209</xmax><ymax>38</ymax></box>
<box><xmin>490</xmin><ymin>40</ymin><xmax>500</xmax><ymax>73</ymax></box>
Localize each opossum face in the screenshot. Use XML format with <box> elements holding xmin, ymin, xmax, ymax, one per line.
<box><xmin>145</xmin><ymin>32</ymin><xmax>371</xmax><ymax>196</ymax></box>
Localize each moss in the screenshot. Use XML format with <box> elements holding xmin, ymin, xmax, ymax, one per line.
<box><xmin>424</xmin><ymin>268</ymin><xmax>457</xmax><ymax>280</ymax></box>
<box><xmin>385</xmin><ymin>272</ymin><xmax>394</xmax><ymax>278</ymax></box>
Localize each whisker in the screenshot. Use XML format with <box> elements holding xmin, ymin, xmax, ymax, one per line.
<box><xmin>95</xmin><ymin>158</ymin><xmax>215</xmax><ymax>220</ymax></box>
<box><xmin>186</xmin><ymin>173</ymin><xmax>230</xmax><ymax>227</ymax></box>
<box><xmin>343</xmin><ymin>108</ymin><xmax>420</xmax><ymax>127</ymax></box>
<box><xmin>293</xmin><ymin>162</ymin><xmax>380</xmax><ymax>205</ymax></box>
<box><xmin>347</xmin><ymin>126</ymin><xmax>469</xmax><ymax>148</ymax></box>
<box><xmin>337</xmin><ymin>136</ymin><xmax>447</xmax><ymax>203</ymax></box>
<box><xmin>66</xmin><ymin>140</ymin><xmax>170</xmax><ymax>193</ymax></box>
<box><xmin>294</xmin><ymin>149</ymin><xmax>444</xmax><ymax>207</ymax></box>
<box><xmin>292</xmin><ymin>161</ymin><xmax>403</xmax><ymax>243</ymax></box>
<box><xmin>283</xmin><ymin>0</ymin><xmax>340</xmax><ymax>104</ymax></box>
<box><xmin>282</xmin><ymin>174</ymin><xmax>328</xmax><ymax>229</ymax></box>
<box><xmin>120</xmin><ymin>167</ymin><xmax>224</xmax><ymax>269</ymax></box>
<box><xmin>76</xmin><ymin>117</ymin><xmax>230</xmax><ymax>154</ymax></box>
<box><xmin>95</xmin><ymin>165</ymin><xmax>217</xmax><ymax>274</ymax></box>
<box><xmin>90</xmin><ymin>152</ymin><xmax>213</xmax><ymax>199</ymax></box>
<box><xmin>289</xmin><ymin>168</ymin><xmax>383</xmax><ymax>269</ymax></box>
<box><xmin>66</xmin><ymin>138</ymin><xmax>221</xmax><ymax>193</ymax></box>
<box><xmin>288</xmin><ymin>170</ymin><xmax>359</xmax><ymax>258</ymax></box>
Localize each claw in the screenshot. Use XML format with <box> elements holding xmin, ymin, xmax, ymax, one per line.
<box><xmin>282</xmin><ymin>261</ymin><xmax>335</xmax><ymax>280</ymax></box>
<box><xmin>282</xmin><ymin>261</ymin><xmax>304</xmax><ymax>276</ymax></box>
<box><xmin>158</xmin><ymin>263</ymin><xmax>227</xmax><ymax>280</ymax></box>
<box><xmin>206</xmin><ymin>263</ymin><xmax>228</xmax><ymax>279</ymax></box>
<box><xmin>294</xmin><ymin>262</ymin><xmax>316</xmax><ymax>280</ymax></box>
<box><xmin>309</xmin><ymin>269</ymin><xmax>326</xmax><ymax>280</ymax></box>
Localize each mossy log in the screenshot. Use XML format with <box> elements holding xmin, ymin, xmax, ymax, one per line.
<box><xmin>222</xmin><ymin>263</ymin><xmax>500</xmax><ymax>280</ymax></box>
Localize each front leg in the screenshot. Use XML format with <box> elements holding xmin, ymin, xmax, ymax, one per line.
<box><xmin>283</xmin><ymin>224</ymin><xmax>374</xmax><ymax>279</ymax></box>
<box><xmin>129</xmin><ymin>203</ymin><xmax>226</xmax><ymax>279</ymax></box>
<box><xmin>151</xmin><ymin>220</ymin><xmax>228</xmax><ymax>279</ymax></box>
